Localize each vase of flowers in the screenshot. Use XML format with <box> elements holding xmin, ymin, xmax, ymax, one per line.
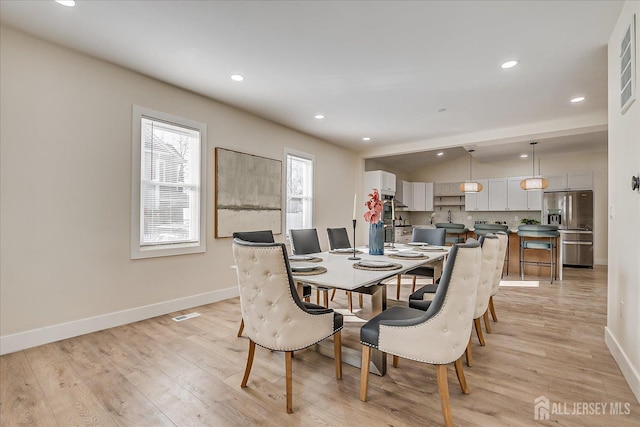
<box><xmin>364</xmin><ymin>189</ymin><xmax>385</xmax><ymax>255</ymax></box>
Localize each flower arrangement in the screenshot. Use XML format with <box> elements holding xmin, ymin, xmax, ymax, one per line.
<box><xmin>364</xmin><ymin>189</ymin><xmax>384</xmax><ymax>224</ymax></box>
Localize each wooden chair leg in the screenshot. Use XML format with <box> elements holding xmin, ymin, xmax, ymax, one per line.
<box><xmin>454</xmin><ymin>357</ymin><xmax>470</xmax><ymax>394</ymax></box>
<box><xmin>237</xmin><ymin>318</ymin><xmax>244</xmax><ymax>337</ymax></box>
<box><xmin>465</xmin><ymin>337</ymin><xmax>473</xmax><ymax>367</ymax></box>
<box><xmin>347</xmin><ymin>291</ymin><xmax>353</xmax><ymax>312</ymax></box>
<box><xmin>412</xmin><ymin>275</ymin><xmax>417</xmax><ymax>293</ymax></box>
<box><xmin>489</xmin><ymin>296</ymin><xmax>498</xmax><ymax>322</ymax></box>
<box><xmin>474</xmin><ymin>318</ymin><xmax>485</xmax><ymax>346</ymax></box>
<box><xmin>393</xmin><ymin>355</ymin><xmax>399</xmax><ymax>368</ymax></box>
<box><xmin>333</xmin><ymin>331</ymin><xmax>342</xmax><ymax>380</ymax></box>
<box><xmin>330</xmin><ymin>288</ymin><xmax>337</xmax><ymax>301</ymax></box>
<box><xmin>396</xmin><ymin>274</ymin><xmax>402</xmax><ymax>300</ymax></box>
<box><xmin>323</xmin><ymin>290</ymin><xmax>329</xmax><ymax>308</ymax></box>
<box><xmin>241</xmin><ymin>339</ymin><xmax>256</xmax><ymax>388</ymax></box>
<box><xmin>483</xmin><ymin>310</ymin><xmax>492</xmax><ymax>334</ymax></box>
<box><xmin>436</xmin><ymin>364</ymin><xmax>454</xmax><ymax>427</ymax></box>
<box><xmin>358</xmin><ymin>293</ymin><xmax>363</xmax><ymax>308</ymax></box>
<box><xmin>285</xmin><ymin>351</ymin><xmax>293</xmax><ymax>413</ymax></box>
<box><xmin>360</xmin><ymin>345</ymin><xmax>371</xmax><ymax>401</ymax></box>
<box><xmin>316</xmin><ymin>289</ymin><xmax>321</xmax><ymax>305</ymax></box>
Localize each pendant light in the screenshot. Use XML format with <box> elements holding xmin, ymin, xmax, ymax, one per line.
<box><xmin>459</xmin><ymin>149</ymin><xmax>483</xmax><ymax>193</ymax></box>
<box><xmin>520</xmin><ymin>142</ymin><xmax>548</xmax><ymax>190</ymax></box>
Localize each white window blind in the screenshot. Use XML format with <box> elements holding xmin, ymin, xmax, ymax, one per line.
<box><xmin>131</xmin><ymin>106</ymin><xmax>206</xmax><ymax>259</ymax></box>
<box><xmin>286</xmin><ymin>152</ymin><xmax>314</xmax><ymax>233</ymax></box>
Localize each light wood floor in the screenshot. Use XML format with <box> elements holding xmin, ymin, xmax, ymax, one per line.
<box><xmin>1</xmin><ymin>267</ymin><xmax>638</xmax><ymax>426</ymax></box>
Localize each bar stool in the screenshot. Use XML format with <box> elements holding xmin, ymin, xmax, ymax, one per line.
<box><xmin>435</xmin><ymin>223</ymin><xmax>469</xmax><ymax>246</ymax></box>
<box><xmin>517</xmin><ymin>225</ymin><xmax>560</xmax><ymax>283</ymax></box>
<box><xmin>474</xmin><ymin>223</ymin><xmax>511</xmax><ymax>275</ymax></box>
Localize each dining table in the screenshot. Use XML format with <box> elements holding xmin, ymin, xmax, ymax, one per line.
<box><xmin>290</xmin><ymin>243</ymin><xmax>450</xmax><ymax>376</ymax></box>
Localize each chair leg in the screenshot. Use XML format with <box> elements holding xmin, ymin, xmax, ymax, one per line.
<box><xmin>360</xmin><ymin>345</ymin><xmax>371</xmax><ymax>401</ymax></box>
<box><xmin>241</xmin><ymin>339</ymin><xmax>256</xmax><ymax>388</ymax></box>
<box><xmin>436</xmin><ymin>364</ymin><xmax>454</xmax><ymax>427</ymax></box>
<box><xmin>316</xmin><ymin>289</ymin><xmax>321</xmax><ymax>305</ymax></box>
<box><xmin>412</xmin><ymin>275</ymin><xmax>417</xmax><ymax>293</ymax></box>
<box><xmin>347</xmin><ymin>291</ymin><xmax>353</xmax><ymax>312</ymax></box>
<box><xmin>323</xmin><ymin>290</ymin><xmax>329</xmax><ymax>308</ymax></box>
<box><xmin>330</xmin><ymin>288</ymin><xmax>336</xmax><ymax>301</ymax></box>
<box><xmin>465</xmin><ymin>337</ymin><xmax>473</xmax><ymax>367</ymax></box>
<box><xmin>396</xmin><ymin>274</ymin><xmax>402</xmax><ymax>300</ymax></box>
<box><xmin>474</xmin><ymin>318</ymin><xmax>485</xmax><ymax>346</ymax></box>
<box><xmin>483</xmin><ymin>310</ymin><xmax>492</xmax><ymax>334</ymax></box>
<box><xmin>285</xmin><ymin>351</ymin><xmax>293</xmax><ymax>413</ymax></box>
<box><xmin>489</xmin><ymin>296</ymin><xmax>498</xmax><ymax>322</ymax></box>
<box><xmin>393</xmin><ymin>355</ymin><xmax>399</xmax><ymax>368</ymax></box>
<box><xmin>358</xmin><ymin>293</ymin><xmax>363</xmax><ymax>308</ymax></box>
<box><xmin>237</xmin><ymin>318</ymin><xmax>244</xmax><ymax>337</ymax></box>
<box><xmin>454</xmin><ymin>356</ymin><xmax>470</xmax><ymax>394</ymax></box>
<box><xmin>333</xmin><ymin>331</ymin><xmax>342</xmax><ymax>380</ymax></box>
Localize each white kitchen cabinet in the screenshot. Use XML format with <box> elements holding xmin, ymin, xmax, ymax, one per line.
<box><xmin>402</xmin><ymin>181</ymin><xmax>413</xmax><ymax>210</ymax></box>
<box><xmin>488</xmin><ymin>179</ymin><xmax>507</xmax><ymax>211</ymax></box>
<box><xmin>507</xmin><ymin>177</ymin><xmax>542</xmax><ymax>211</ymax></box>
<box><xmin>412</xmin><ymin>182</ymin><xmax>426</xmax><ymax>211</ymax></box>
<box><xmin>424</xmin><ymin>182</ymin><xmax>434</xmax><ymax>211</ymax></box>
<box><xmin>364</xmin><ymin>170</ymin><xmax>396</xmax><ymax>194</ymax></box>
<box><xmin>464</xmin><ymin>179</ymin><xmax>489</xmax><ymax>211</ymax></box>
<box><xmin>544</xmin><ymin>171</ymin><xmax>593</xmax><ymax>191</ymax></box>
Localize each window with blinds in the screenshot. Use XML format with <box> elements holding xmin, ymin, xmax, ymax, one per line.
<box><xmin>131</xmin><ymin>106</ymin><xmax>206</xmax><ymax>259</ymax></box>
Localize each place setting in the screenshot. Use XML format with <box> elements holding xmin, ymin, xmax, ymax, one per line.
<box><xmin>290</xmin><ymin>262</ymin><xmax>327</xmax><ymax>276</ymax></box>
<box><xmin>289</xmin><ymin>254</ymin><xmax>323</xmax><ymax>263</ymax></box>
<box><xmin>329</xmin><ymin>247</ymin><xmax>363</xmax><ymax>255</ymax></box>
<box><xmin>352</xmin><ymin>260</ymin><xmax>402</xmax><ymax>271</ymax></box>
<box><xmin>386</xmin><ymin>250</ymin><xmax>428</xmax><ymax>260</ymax></box>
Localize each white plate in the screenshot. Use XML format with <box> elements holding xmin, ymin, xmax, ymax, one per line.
<box><xmin>291</xmin><ymin>263</ymin><xmax>318</xmax><ymax>272</ymax></box>
<box><xmin>333</xmin><ymin>248</ymin><xmax>355</xmax><ymax>253</ymax></box>
<box><xmin>394</xmin><ymin>251</ymin><xmax>423</xmax><ymax>258</ymax></box>
<box><xmin>289</xmin><ymin>255</ymin><xmax>314</xmax><ymax>261</ymax></box>
<box><xmin>358</xmin><ymin>260</ymin><xmax>394</xmax><ymax>268</ymax></box>
<box><xmin>407</xmin><ymin>242</ymin><xmax>429</xmax><ymax>246</ymax></box>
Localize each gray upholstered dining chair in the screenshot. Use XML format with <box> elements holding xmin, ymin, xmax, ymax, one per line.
<box><xmin>435</xmin><ymin>222</ymin><xmax>469</xmax><ymax>245</ymax></box>
<box><xmin>289</xmin><ymin>228</ymin><xmax>331</xmax><ymax>307</ymax></box>
<box><xmin>232</xmin><ymin>238</ymin><xmax>343</xmax><ymax>414</ymax></box>
<box><xmin>233</xmin><ymin>230</ymin><xmax>311</xmax><ymax>337</ymax></box>
<box><xmin>326</xmin><ymin>227</ymin><xmax>362</xmax><ymax>311</ymax></box>
<box><xmin>359</xmin><ymin>241</ymin><xmax>482</xmax><ymax>427</ymax></box>
<box><xmin>518</xmin><ymin>224</ymin><xmax>560</xmax><ymax>283</ymax></box>
<box><xmin>474</xmin><ymin>223</ymin><xmax>511</xmax><ymax>275</ymax></box>
<box><xmin>395</xmin><ymin>227</ymin><xmax>446</xmax><ymax>300</ymax></box>
<box><xmin>488</xmin><ymin>232</ymin><xmax>509</xmax><ymax>324</ymax></box>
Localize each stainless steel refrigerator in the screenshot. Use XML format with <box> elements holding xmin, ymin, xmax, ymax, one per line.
<box><xmin>542</xmin><ymin>190</ymin><xmax>593</xmax><ymax>267</ymax></box>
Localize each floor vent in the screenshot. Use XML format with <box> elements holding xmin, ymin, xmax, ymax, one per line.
<box><xmin>172</xmin><ymin>312</ymin><xmax>201</xmax><ymax>322</ymax></box>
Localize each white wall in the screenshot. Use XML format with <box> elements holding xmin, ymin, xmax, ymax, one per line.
<box><xmin>403</xmin><ymin>150</ymin><xmax>609</xmax><ymax>263</ymax></box>
<box><xmin>0</xmin><ymin>26</ymin><xmax>359</xmax><ymax>351</ymax></box>
<box><xmin>606</xmin><ymin>1</ymin><xmax>640</xmax><ymax>402</ymax></box>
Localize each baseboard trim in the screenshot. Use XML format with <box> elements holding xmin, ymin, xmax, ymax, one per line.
<box><xmin>0</xmin><ymin>286</ymin><xmax>239</xmax><ymax>355</ymax></box>
<box><xmin>605</xmin><ymin>326</ymin><xmax>640</xmax><ymax>403</ymax></box>
<box><xmin>595</xmin><ymin>258</ymin><xmax>608</xmax><ymax>266</ymax></box>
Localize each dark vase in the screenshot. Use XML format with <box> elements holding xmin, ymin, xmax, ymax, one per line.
<box><xmin>369</xmin><ymin>221</ymin><xmax>385</xmax><ymax>255</ymax></box>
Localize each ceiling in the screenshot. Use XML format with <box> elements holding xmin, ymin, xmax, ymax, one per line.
<box><xmin>0</xmin><ymin>1</ymin><xmax>620</xmax><ymax>164</ymax></box>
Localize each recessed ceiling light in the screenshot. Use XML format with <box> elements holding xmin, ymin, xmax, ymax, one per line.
<box><xmin>314</xmin><ymin>114</ymin><xmax>325</xmax><ymax>120</ymax></box>
<box><xmin>520</xmin><ymin>154</ymin><xmax>528</xmax><ymax>158</ymax></box>
<box><xmin>55</xmin><ymin>0</ymin><xmax>75</xmax><ymax>6</ymax></box>
<box><xmin>501</xmin><ymin>60</ymin><xmax>519</xmax><ymax>69</ymax></box>
<box><xmin>230</xmin><ymin>74</ymin><xmax>244</xmax><ymax>82</ymax></box>
<box><xmin>362</xmin><ymin>137</ymin><xmax>371</xmax><ymax>141</ymax></box>
<box><xmin>437</xmin><ymin>152</ymin><xmax>444</xmax><ymax>156</ymax></box>
<box><xmin>570</xmin><ymin>96</ymin><xmax>586</xmax><ymax>103</ymax></box>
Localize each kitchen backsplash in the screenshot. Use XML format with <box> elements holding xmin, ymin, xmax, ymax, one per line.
<box><xmin>408</xmin><ymin>210</ymin><xmax>543</xmax><ymax>229</ymax></box>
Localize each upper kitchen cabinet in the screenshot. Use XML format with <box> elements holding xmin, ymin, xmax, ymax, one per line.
<box><xmin>401</xmin><ymin>181</ymin><xmax>434</xmax><ymax>211</ymax></box>
<box><xmin>365</xmin><ymin>170</ymin><xmax>396</xmax><ymax>194</ymax></box>
<box><xmin>507</xmin><ymin>177</ymin><xmax>541</xmax><ymax>211</ymax></box>
<box><xmin>544</xmin><ymin>171</ymin><xmax>593</xmax><ymax>191</ymax></box>
<box><xmin>488</xmin><ymin>178</ymin><xmax>508</xmax><ymax>210</ymax></box>
<box><xmin>464</xmin><ymin>179</ymin><xmax>489</xmax><ymax>211</ymax></box>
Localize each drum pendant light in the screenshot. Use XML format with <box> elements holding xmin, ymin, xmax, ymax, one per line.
<box><xmin>520</xmin><ymin>142</ymin><xmax>548</xmax><ymax>190</ymax></box>
<box><xmin>459</xmin><ymin>150</ymin><xmax>483</xmax><ymax>193</ymax></box>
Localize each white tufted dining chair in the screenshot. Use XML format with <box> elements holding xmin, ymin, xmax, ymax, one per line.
<box><xmin>465</xmin><ymin>234</ymin><xmax>500</xmax><ymax>367</ymax></box>
<box><xmin>359</xmin><ymin>241</ymin><xmax>482</xmax><ymax>427</ymax></box>
<box><xmin>487</xmin><ymin>232</ymin><xmax>509</xmax><ymax>325</ymax></box>
<box><xmin>232</xmin><ymin>238</ymin><xmax>343</xmax><ymax>414</ymax></box>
